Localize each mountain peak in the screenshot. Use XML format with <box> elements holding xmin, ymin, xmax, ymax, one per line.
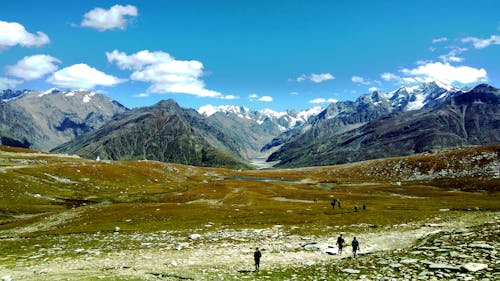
<box><xmin>470</xmin><ymin>84</ymin><xmax>498</xmax><ymax>93</ymax></box>
<box><xmin>198</xmin><ymin>104</ymin><xmax>250</xmax><ymax>117</ymax></box>
<box><xmin>41</xmin><ymin>88</ymin><xmax>62</xmax><ymax>96</ymax></box>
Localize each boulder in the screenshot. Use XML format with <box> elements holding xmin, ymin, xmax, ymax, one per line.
<box><xmin>325</xmin><ymin>248</ymin><xmax>337</xmax><ymax>255</ymax></box>
<box><xmin>460</xmin><ymin>263</ymin><xmax>488</xmax><ymax>272</ymax></box>
<box><xmin>428</xmin><ymin>263</ymin><xmax>460</xmax><ymax>271</ymax></box>
<box><xmin>189</xmin><ymin>234</ymin><xmax>202</xmax><ymax>240</ymax></box>
<box><xmin>342</xmin><ymin>268</ymin><xmax>360</xmax><ymax>274</ymax></box>
<box><xmin>400</xmin><ymin>259</ymin><xmax>419</xmax><ymax>264</ymax></box>
<box><xmin>467</xmin><ymin>243</ymin><xmax>494</xmax><ymax>250</ymax></box>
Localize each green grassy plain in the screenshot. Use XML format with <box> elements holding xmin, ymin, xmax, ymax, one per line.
<box><xmin>0</xmin><ymin>145</ymin><xmax>498</xmax><ymax>280</ymax></box>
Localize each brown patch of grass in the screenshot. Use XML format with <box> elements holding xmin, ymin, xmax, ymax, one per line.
<box><xmin>0</xmin><ymin>145</ymin><xmax>498</xmax><ymax>236</ymax></box>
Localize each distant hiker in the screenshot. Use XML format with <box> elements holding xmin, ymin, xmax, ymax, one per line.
<box><xmin>314</xmin><ymin>198</ymin><xmax>317</xmax><ymax>204</ymax></box>
<box><xmin>362</xmin><ymin>203</ymin><xmax>366</xmax><ymax>211</ymax></box>
<box><xmin>254</xmin><ymin>247</ymin><xmax>262</xmax><ymax>271</ymax></box>
<box><xmin>354</xmin><ymin>204</ymin><xmax>358</xmax><ymax>212</ymax></box>
<box><xmin>336</xmin><ymin>234</ymin><xmax>345</xmax><ymax>255</ymax></box>
<box><xmin>337</xmin><ymin>199</ymin><xmax>341</xmax><ymax>208</ymax></box>
<box><xmin>331</xmin><ymin>199</ymin><xmax>337</xmax><ymax>209</ymax></box>
<box><xmin>352</xmin><ymin>237</ymin><xmax>360</xmax><ymax>258</ymax></box>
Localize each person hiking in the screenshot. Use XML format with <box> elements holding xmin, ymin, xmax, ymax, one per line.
<box><xmin>253</xmin><ymin>247</ymin><xmax>262</xmax><ymax>271</ymax></box>
<box><xmin>352</xmin><ymin>237</ymin><xmax>360</xmax><ymax>258</ymax></box>
<box><xmin>331</xmin><ymin>199</ymin><xmax>337</xmax><ymax>209</ymax></box>
<box><xmin>354</xmin><ymin>203</ymin><xmax>358</xmax><ymax>212</ymax></box>
<box><xmin>336</xmin><ymin>234</ymin><xmax>345</xmax><ymax>255</ymax></box>
<box><xmin>362</xmin><ymin>203</ymin><xmax>366</xmax><ymax>211</ymax></box>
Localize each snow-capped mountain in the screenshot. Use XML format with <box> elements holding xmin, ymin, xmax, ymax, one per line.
<box><xmin>198</xmin><ymin>104</ymin><xmax>323</xmax><ymax>131</ymax></box>
<box><xmin>267</xmin><ymin>84</ymin><xmax>499</xmax><ymax>168</ymax></box>
<box><xmin>0</xmin><ymin>89</ymin><xmax>31</xmax><ymax>102</ymax></box>
<box><xmin>262</xmin><ymin>81</ymin><xmax>461</xmax><ymax>157</ymax></box>
<box><xmin>0</xmin><ymin>88</ymin><xmax>127</xmax><ymax>150</ymax></box>
<box><xmin>386</xmin><ymin>80</ymin><xmax>459</xmax><ymax>111</ymax></box>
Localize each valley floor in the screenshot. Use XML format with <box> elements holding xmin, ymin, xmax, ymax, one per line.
<box><xmin>0</xmin><ymin>211</ymin><xmax>497</xmax><ymax>281</ymax></box>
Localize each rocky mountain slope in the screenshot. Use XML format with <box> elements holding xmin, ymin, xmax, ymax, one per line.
<box><xmin>0</xmin><ymin>88</ymin><xmax>127</xmax><ymax>150</ymax></box>
<box><xmin>2</xmin><ymin>81</ymin><xmax>497</xmax><ymax>169</ymax></box>
<box><xmin>268</xmin><ymin>84</ymin><xmax>500</xmax><ymax>167</ymax></box>
<box><xmin>198</xmin><ymin>105</ymin><xmax>322</xmax><ymax>159</ymax></box>
<box><xmin>262</xmin><ymin>81</ymin><xmax>460</xmax><ymax>155</ymax></box>
<box><xmin>53</xmin><ymin>99</ymin><xmax>250</xmax><ymax>168</ymax></box>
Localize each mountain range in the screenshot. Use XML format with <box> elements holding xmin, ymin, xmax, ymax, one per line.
<box><xmin>268</xmin><ymin>84</ymin><xmax>499</xmax><ymax>167</ymax></box>
<box><xmin>1</xmin><ymin>81</ymin><xmax>499</xmax><ymax>168</ymax></box>
<box><xmin>0</xmin><ymin>88</ymin><xmax>126</xmax><ymax>150</ymax></box>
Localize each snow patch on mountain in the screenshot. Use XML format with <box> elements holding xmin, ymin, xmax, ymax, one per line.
<box><xmin>198</xmin><ymin>104</ymin><xmax>251</xmax><ymax>118</ymax></box>
<box><xmin>40</xmin><ymin>88</ymin><xmax>61</xmax><ymax>97</ymax></box>
<box><xmin>83</xmin><ymin>92</ymin><xmax>96</xmax><ymax>103</ymax></box>
<box><xmin>297</xmin><ymin>106</ymin><xmax>323</xmax><ymax>121</ymax></box>
<box><xmin>198</xmin><ymin>104</ymin><xmax>324</xmax><ymax>130</ymax></box>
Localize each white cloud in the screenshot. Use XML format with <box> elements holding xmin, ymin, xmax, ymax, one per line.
<box><xmin>461</xmin><ymin>35</ymin><xmax>500</xmax><ymax>49</ymax></box>
<box><xmin>289</xmin><ymin>91</ymin><xmax>299</xmax><ymax>95</ymax></box>
<box><xmin>0</xmin><ymin>77</ymin><xmax>23</xmax><ymax>90</ymax></box>
<box><xmin>258</xmin><ymin>96</ymin><xmax>273</xmax><ymax>102</ymax></box>
<box><xmin>381</xmin><ymin>72</ymin><xmax>400</xmax><ymax>81</ymax></box>
<box><xmin>248</xmin><ymin>93</ymin><xmax>272</xmax><ymax>102</ymax></box>
<box><xmin>309</xmin><ymin>98</ymin><xmax>338</xmax><ymax>104</ymax></box>
<box><xmin>432</xmin><ymin>37</ymin><xmax>448</xmax><ymax>44</ymax></box>
<box><xmin>107</xmin><ymin>49</ymin><xmax>229</xmax><ymax>98</ymax></box>
<box><xmin>401</xmin><ymin>62</ymin><xmax>487</xmax><ymax>84</ymax></box>
<box><xmin>297</xmin><ymin>73</ymin><xmax>335</xmax><ymax>83</ymax></box>
<box><xmin>47</xmin><ymin>63</ymin><xmax>126</xmax><ymax>89</ymax></box>
<box><xmin>440</xmin><ymin>55</ymin><xmax>464</xmax><ymax>63</ymax></box>
<box><xmin>134</xmin><ymin>93</ymin><xmax>150</xmax><ymax>97</ymax></box>
<box><xmin>369</xmin><ymin>87</ymin><xmax>378</xmax><ymax>92</ymax></box>
<box><xmin>438</xmin><ymin>46</ymin><xmax>467</xmax><ymax>63</ymax></box>
<box><xmin>81</xmin><ymin>4</ymin><xmax>138</xmax><ymax>31</ymax></box>
<box><xmin>6</xmin><ymin>54</ymin><xmax>60</xmax><ymax>80</ymax></box>
<box><xmin>0</xmin><ymin>20</ymin><xmax>50</xmax><ymax>49</ymax></box>
<box><xmin>223</xmin><ymin>95</ymin><xmax>239</xmax><ymax>100</ymax></box>
<box><xmin>248</xmin><ymin>93</ymin><xmax>259</xmax><ymax>101</ymax></box>
<box><xmin>352</xmin><ymin>76</ymin><xmax>370</xmax><ymax>85</ymax></box>
<box><xmin>106</xmin><ymin>49</ymin><xmax>172</xmax><ymax>70</ymax></box>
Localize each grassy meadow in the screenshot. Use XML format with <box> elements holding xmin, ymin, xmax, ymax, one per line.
<box><xmin>0</xmin><ymin>145</ymin><xmax>498</xmax><ymax>280</ymax></box>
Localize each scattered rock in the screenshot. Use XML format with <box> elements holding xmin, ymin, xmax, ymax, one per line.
<box><xmin>342</xmin><ymin>268</ymin><xmax>360</xmax><ymax>274</ymax></box>
<box><xmin>460</xmin><ymin>262</ymin><xmax>488</xmax><ymax>272</ymax></box>
<box><xmin>303</xmin><ymin>244</ymin><xmax>320</xmax><ymax>251</ymax></box>
<box><xmin>427</xmin><ymin>263</ymin><xmax>460</xmax><ymax>271</ymax></box>
<box><xmin>467</xmin><ymin>242</ymin><xmax>494</xmax><ymax>250</ymax></box>
<box><xmin>189</xmin><ymin>234</ymin><xmax>202</xmax><ymax>240</ymax></box>
<box><xmin>324</xmin><ymin>249</ymin><xmax>337</xmax><ymax>255</ymax></box>
<box><xmin>400</xmin><ymin>259</ymin><xmax>419</xmax><ymax>264</ymax></box>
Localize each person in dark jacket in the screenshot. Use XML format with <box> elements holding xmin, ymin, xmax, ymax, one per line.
<box><xmin>352</xmin><ymin>237</ymin><xmax>360</xmax><ymax>258</ymax></box>
<box><xmin>336</xmin><ymin>234</ymin><xmax>345</xmax><ymax>255</ymax></box>
<box><xmin>254</xmin><ymin>247</ymin><xmax>262</xmax><ymax>271</ymax></box>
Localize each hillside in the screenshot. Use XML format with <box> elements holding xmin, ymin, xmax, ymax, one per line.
<box><xmin>262</xmin><ymin>81</ymin><xmax>459</xmax><ymax>155</ymax></box>
<box><xmin>198</xmin><ymin>105</ymin><xmax>322</xmax><ymax>160</ymax></box>
<box><xmin>0</xmin><ymin>89</ymin><xmax>127</xmax><ymax>151</ymax></box>
<box><xmin>52</xmin><ymin>99</ymin><xmax>250</xmax><ymax>169</ymax></box>
<box><xmin>0</xmin><ymin>145</ymin><xmax>498</xmax><ymax>280</ymax></box>
<box><xmin>268</xmin><ymin>84</ymin><xmax>500</xmax><ymax>168</ymax></box>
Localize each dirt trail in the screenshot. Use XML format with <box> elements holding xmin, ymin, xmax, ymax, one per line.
<box><xmin>0</xmin><ymin>212</ymin><xmax>494</xmax><ymax>280</ymax></box>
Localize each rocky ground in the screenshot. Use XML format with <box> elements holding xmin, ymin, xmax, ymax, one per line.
<box><xmin>335</xmin><ymin>219</ymin><xmax>498</xmax><ymax>281</ymax></box>
<box><xmin>0</xmin><ymin>211</ymin><xmax>498</xmax><ymax>281</ymax></box>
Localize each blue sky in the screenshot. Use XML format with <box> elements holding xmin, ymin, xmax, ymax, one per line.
<box><xmin>1</xmin><ymin>0</ymin><xmax>499</xmax><ymax>111</ymax></box>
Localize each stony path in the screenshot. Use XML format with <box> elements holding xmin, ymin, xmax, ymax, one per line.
<box><xmin>1</xmin><ymin>212</ymin><xmax>497</xmax><ymax>280</ymax></box>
